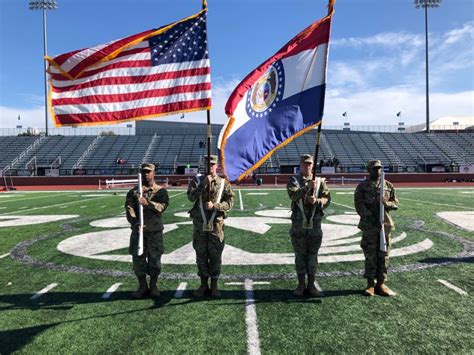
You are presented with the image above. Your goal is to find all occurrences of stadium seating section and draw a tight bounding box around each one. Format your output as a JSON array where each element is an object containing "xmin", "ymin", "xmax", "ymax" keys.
[{"xmin": 1, "ymin": 129, "xmax": 473, "ymax": 175}]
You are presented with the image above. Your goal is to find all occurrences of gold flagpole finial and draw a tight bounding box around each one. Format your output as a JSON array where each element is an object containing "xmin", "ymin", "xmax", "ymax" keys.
[
  {"xmin": 327, "ymin": 0, "xmax": 336, "ymax": 15},
  {"xmin": 202, "ymin": 0, "xmax": 207, "ymax": 10}
]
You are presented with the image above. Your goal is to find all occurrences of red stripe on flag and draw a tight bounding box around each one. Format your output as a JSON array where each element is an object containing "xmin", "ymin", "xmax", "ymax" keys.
[
  {"xmin": 66, "ymin": 28, "xmax": 156, "ymax": 78},
  {"xmin": 54, "ymin": 98, "xmax": 212, "ymax": 126},
  {"xmin": 52, "ymin": 83, "xmax": 211, "ymax": 105},
  {"xmin": 50, "ymin": 47, "xmax": 150, "ymax": 80},
  {"xmin": 53, "ymin": 49, "xmax": 82, "ymax": 66},
  {"xmin": 50, "ymin": 60, "xmax": 153, "ymax": 81},
  {"xmin": 52, "ymin": 67, "xmax": 210, "ymax": 92}
]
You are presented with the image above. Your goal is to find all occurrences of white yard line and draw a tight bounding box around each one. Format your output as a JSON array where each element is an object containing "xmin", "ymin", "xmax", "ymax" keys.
[
  {"xmin": 174, "ymin": 282, "xmax": 187, "ymax": 298},
  {"xmin": 101, "ymin": 283, "xmax": 122, "ymax": 299},
  {"xmin": 169, "ymin": 191, "xmax": 187, "ymax": 198},
  {"xmin": 400, "ymin": 197, "xmax": 471, "ymax": 210},
  {"xmin": 31, "ymin": 283, "xmax": 58, "ymax": 300},
  {"xmin": 437, "ymin": 279, "xmax": 468, "ymax": 296},
  {"xmin": 245, "ymin": 279, "xmax": 261, "ymax": 355},
  {"xmin": 225, "ymin": 282, "xmax": 270, "ymax": 286},
  {"xmin": 330, "ymin": 201, "xmax": 355, "ymax": 210},
  {"xmin": 0, "ymin": 193, "xmax": 71, "ymax": 204},
  {"xmin": 0, "ymin": 196, "xmax": 110, "ymax": 216},
  {"xmin": 0, "ymin": 253, "xmax": 10, "ymax": 259},
  {"xmin": 239, "ymin": 190, "xmax": 244, "ymax": 211}
]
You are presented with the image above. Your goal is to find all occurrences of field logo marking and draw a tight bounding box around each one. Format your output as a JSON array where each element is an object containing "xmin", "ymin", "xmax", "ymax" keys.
[
  {"xmin": 0, "ymin": 215, "xmax": 79, "ymax": 227},
  {"xmin": 57, "ymin": 208, "xmax": 433, "ymax": 265},
  {"xmin": 436, "ymin": 211, "xmax": 474, "ymax": 232}
]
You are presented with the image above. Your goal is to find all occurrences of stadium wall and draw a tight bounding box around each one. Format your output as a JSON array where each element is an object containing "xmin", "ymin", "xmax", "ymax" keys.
[{"xmin": 1, "ymin": 173, "xmax": 474, "ymax": 190}]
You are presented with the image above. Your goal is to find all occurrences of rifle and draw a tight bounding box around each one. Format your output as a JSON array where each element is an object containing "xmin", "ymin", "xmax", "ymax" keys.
[
  {"xmin": 137, "ymin": 172, "xmax": 144, "ymax": 256},
  {"xmin": 379, "ymin": 171, "xmax": 387, "ymax": 252}
]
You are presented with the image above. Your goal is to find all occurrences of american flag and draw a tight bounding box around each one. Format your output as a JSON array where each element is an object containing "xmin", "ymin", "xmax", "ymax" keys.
[{"xmin": 47, "ymin": 9, "xmax": 211, "ymax": 127}]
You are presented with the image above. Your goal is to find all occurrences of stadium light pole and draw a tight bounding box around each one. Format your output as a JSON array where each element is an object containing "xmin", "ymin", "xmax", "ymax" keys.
[
  {"xmin": 29, "ymin": 0, "xmax": 57, "ymax": 137},
  {"xmin": 414, "ymin": 0, "xmax": 441, "ymax": 133}
]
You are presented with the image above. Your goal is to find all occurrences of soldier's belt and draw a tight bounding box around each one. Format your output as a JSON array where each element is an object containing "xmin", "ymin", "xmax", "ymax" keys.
[{"xmin": 203, "ymin": 222, "xmax": 213, "ymax": 232}]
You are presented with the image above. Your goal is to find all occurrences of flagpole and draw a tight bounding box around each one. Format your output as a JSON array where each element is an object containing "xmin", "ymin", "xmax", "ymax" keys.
[
  {"xmin": 311, "ymin": 0, "xmax": 335, "ymax": 181},
  {"xmin": 202, "ymin": 0, "xmax": 212, "ymax": 200}
]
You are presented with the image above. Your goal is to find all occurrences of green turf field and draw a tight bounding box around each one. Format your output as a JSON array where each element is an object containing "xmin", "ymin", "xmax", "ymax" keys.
[{"xmin": 0, "ymin": 187, "xmax": 472, "ymax": 353}]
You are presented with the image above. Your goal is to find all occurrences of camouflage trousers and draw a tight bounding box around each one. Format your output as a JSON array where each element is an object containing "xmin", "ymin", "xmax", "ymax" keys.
[
  {"xmin": 193, "ymin": 220, "xmax": 225, "ymax": 279},
  {"xmin": 360, "ymin": 227, "xmax": 392, "ymax": 283},
  {"xmin": 290, "ymin": 220, "xmax": 323, "ymax": 275},
  {"xmin": 128, "ymin": 230, "xmax": 164, "ymax": 278}
]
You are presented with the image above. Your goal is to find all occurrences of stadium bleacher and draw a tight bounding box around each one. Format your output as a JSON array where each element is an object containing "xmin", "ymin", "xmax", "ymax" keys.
[{"xmin": 1, "ymin": 123, "xmax": 473, "ymax": 176}]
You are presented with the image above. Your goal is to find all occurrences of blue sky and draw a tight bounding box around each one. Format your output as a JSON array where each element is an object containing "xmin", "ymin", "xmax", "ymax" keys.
[{"xmin": 0, "ymin": 0, "xmax": 473, "ymax": 130}]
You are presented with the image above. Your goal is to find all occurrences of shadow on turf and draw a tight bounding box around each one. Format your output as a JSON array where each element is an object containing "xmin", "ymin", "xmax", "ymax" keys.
[
  {"xmin": 420, "ymin": 256, "xmax": 474, "ymax": 264},
  {"xmin": 0, "ymin": 288, "xmax": 362, "ymax": 353},
  {"xmin": 0, "ymin": 287, "xmax": 362, "ymax": 311},
  {"xmin": 167, "ymin": 288, "xmax": 362, "ymax": 306},
  {"xmin": 0, "ymin": 291, "xmax": 174, "ymax": 353},
  {"xmin": 0, "ymin": 291, "xmax": 174, "ymax": 311}
]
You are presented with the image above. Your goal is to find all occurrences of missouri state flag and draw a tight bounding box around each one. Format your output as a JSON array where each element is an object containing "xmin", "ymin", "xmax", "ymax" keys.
[
  {"xmin": 218, "ymin": 1, "xmax": 334, "ymax": 182},
  {"xmin": 46, "ymin": 7, "xmax": 211, "ymax": 127}
]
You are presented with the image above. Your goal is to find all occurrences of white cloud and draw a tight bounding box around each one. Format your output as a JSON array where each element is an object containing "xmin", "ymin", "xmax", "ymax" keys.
[
  {"xmin": 172, "ymin": 78, "xmax": 239, "ymax": 125},
  {"xmin": 443, "ymin": 22, "xmax": 474, "ymax": 45},
  {"xmin": 330, "ymin": 22, "xmax": 473, "ymax": 90},
  {"xmin": 0, "ymin": 80, "xmax": 239, "ymax": 132},
  {"xmin": 332, "ymin": 32, "xmax": 423, "ymax": 49},
  {"xmin": 0, "ymin": 105, "xmax": 45, "ymax": 131},
  {"xmin": 324, "ymin": 87, "xmax": 474, "ymax": 127}
]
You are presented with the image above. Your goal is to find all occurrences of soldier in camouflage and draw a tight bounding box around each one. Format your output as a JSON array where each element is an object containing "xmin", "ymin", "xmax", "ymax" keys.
[
  {"xmin": 354, "ymin": 160, "xmax": 399, "ymax": 297},
  {"xmin": 187, "ymin": 155, "xmax": 234, "ymax": 298},
  {"xmin": 287, "ymin": 154, "xmax": 331, "ymax": 297},
  {"xmin": 125, "ymin": 163, "xmax": 169, "ymax": 299}
]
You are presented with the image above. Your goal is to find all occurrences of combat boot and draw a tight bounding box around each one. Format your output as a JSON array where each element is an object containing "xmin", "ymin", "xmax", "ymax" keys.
[
  {"xmin": 210, "ymin": 278, "xmax": 221, "ymax": 298},
  {"xmin": 131, "ymin": 276, "xmax": 149, "ymax": 299},
  {"xmin": 363, "ymin": 279, "xmax": 375, "ymax": 297},
  {"xmin": 375, "ymin": 280, "xmax": 396, "ymax": 297},
  {"xmin": 149, "ymin": 275, "xmax": 160, "ymax": 298},
  {"xmin": 307, "ymin": 274, "xmax": 320, "ymax": 297},
  {"xmin": 193, "ymin": 277, "xmax": 210, "ymax": 297},
  {"xmin": 293, "ymin": 274, "xmax": 306, "ymax": 297}
]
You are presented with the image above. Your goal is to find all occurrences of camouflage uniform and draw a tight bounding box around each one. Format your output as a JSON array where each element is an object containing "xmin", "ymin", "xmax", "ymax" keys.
[
  {"xmin": 187, "ymin": 172, "xmax": 234, "ymax": 279},
  {"xmin": 125, "ymin": 179, "xmax": 169, "ymax": 278},
  {"xmin": 287, "ymin": 164, "xmax": 331, "ymax": 276},
  {"xmin": 354, "ymin": 161, "xmax": 398, "ymax": 286}
]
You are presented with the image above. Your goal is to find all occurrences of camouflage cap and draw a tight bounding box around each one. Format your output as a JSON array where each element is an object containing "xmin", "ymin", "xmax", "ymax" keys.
[
  {"xmin": 140, "ymin": 163, "xmax": 155, "ymax": 171},
  {"xmin": 205, "ymin": 155, "xmax": 218, "ymax": 164},
  {"xmin": 367, "ymin": 160, "xmax": 383, "ymax": 170},
  {"xmin": 300, "ymin": 154, "xmax": 314, "ymax": 164}
]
